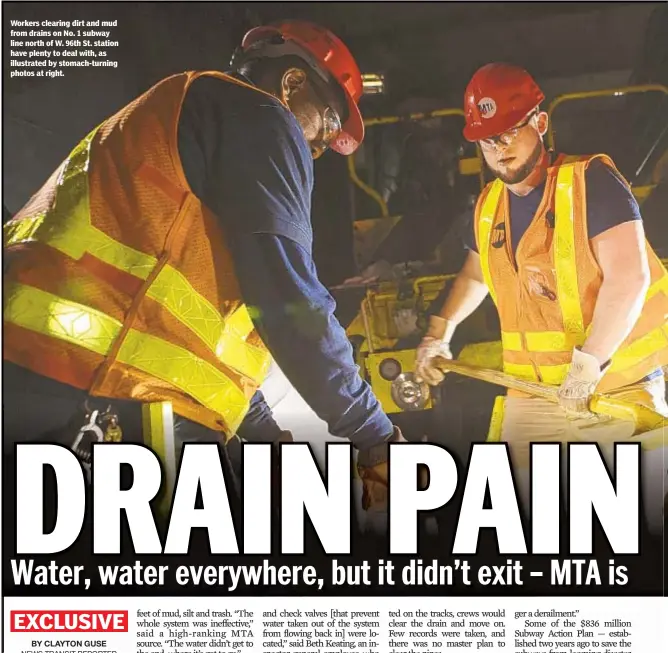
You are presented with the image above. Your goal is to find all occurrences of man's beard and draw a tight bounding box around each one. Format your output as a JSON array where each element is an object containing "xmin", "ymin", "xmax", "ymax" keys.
[{"xmin": 489, "ymin": 141, "xmax": 543, "ymax": 185}]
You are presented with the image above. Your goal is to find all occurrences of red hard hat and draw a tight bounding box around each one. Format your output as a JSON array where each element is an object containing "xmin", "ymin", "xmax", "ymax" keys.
[
  {"xmin": 462, "ymin": 63, "xmax": 545, "ymax": 142},
  {"xmin": 241, "ymin": 20, "xmax": 365, "ymax": 155}
]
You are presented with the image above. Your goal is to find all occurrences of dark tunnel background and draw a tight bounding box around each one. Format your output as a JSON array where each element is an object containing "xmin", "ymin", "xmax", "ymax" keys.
[
  {"xmin": 3, "ymin": 2, "xmax": 668, "ymax": 597},
  {"xmin": 3, "ymin": 1, "xmax": 668, "ymax": 287}
]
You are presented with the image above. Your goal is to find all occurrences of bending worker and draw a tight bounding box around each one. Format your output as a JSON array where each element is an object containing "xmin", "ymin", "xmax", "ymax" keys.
[
  {"xmin": 3, "ymin": 20, "xmax": 400, "ymax": 509},
  {"xmin": 415, "ymin": 63, "xmax": 668, "ymax": 505}
]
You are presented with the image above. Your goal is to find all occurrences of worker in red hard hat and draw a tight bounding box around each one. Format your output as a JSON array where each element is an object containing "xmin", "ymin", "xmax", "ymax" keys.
[
  {"xmin": 416, "ymin": 62, "xmax": 668, "ymax": 513},
  {"xmin": 3, "ymin": 20, "xmax": 402, "ymax": 513}
]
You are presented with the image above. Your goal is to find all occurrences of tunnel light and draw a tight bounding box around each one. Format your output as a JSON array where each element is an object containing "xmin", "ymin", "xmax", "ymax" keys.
[{"xmin": 362, "ymin": 73, "xmax": 385, "ymax": 95}]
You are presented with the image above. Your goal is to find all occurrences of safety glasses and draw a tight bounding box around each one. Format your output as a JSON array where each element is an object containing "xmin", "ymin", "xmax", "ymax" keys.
[
  {"xmin": 479, "ymin": 109, "xmax": 539, "ymax": 149},
  {"xmin": 309, "ymin": 82, "xmax": 343, "ymax": 156}
]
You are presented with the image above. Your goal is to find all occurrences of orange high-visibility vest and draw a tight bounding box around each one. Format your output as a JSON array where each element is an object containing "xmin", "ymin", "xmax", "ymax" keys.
[
  {"xmin": 474, "ymin": 153, "xmax": 668, "ymax": 393},
  {"xmin": 3, "ymin": 71, "xmax": 279, "ymax": 438}
]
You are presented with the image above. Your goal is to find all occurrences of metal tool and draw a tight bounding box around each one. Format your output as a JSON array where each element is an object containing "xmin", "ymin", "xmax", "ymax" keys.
[
  {"xmin": 390, "ymin": 372, "xmax": 430, "ymax": 411},
  {"xmin": 70, "ymin": 403, "xmax": 124, "ymax": 482},
  {"xmin": 71, "ymin": 410, "xmax": 105, "ymax": 482}
]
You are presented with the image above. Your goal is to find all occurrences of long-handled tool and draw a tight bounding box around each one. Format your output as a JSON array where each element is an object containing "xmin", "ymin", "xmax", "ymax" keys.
[{"xmin": 431, "ymin": 355, "xmax": 667, "ymax": 434}]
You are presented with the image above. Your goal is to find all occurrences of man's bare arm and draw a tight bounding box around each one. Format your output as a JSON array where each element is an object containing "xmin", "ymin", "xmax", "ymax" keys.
[
  {"xmin": 580, "ymin": 220, "xmax": 651, "ymax": 365},
  {"xmin": 427, "ymin": 249, "xmax": 490, "ymax": 339}
]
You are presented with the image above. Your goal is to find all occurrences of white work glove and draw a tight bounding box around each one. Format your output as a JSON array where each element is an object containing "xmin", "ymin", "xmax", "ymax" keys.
[
  {"xmin": 415, "ymin": 337, "xmax": 453, "ymax": 386},
  {"xmin": 414, "ymin": 316, "xmax": 457, "ymax": 386},
  {"xmin": 557, "ymin": 348, "xmax": 608, "ymax": 418}
]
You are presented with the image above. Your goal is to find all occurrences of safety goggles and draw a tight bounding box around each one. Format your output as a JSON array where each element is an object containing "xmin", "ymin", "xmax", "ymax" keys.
[
  {"xmin": 319, "ymin": 106, "xmax": 342, "ymax": 145},
  {"xmin": 479, "ymin": 109, "xmax": 539, "ymax": 149},
  {"xmin": 309, "ymin": 82, "xmax": 343, "ymax": 157}
]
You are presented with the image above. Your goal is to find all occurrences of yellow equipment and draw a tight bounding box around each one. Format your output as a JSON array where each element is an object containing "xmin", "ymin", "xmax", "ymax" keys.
[
  {"xmin": 345, "ymin": 277, "xmax": 445, "ymax": 413},
  {"xmin": 546, "ymin": 84, "xmax": 668, "ymax": 208},
  {"xmin": 345, "ymin": 84, "xmax": 668, "ymax": 421},
  {"xmin": 345, "ymin": 273, "xmax": 501, "ymax": 414}
]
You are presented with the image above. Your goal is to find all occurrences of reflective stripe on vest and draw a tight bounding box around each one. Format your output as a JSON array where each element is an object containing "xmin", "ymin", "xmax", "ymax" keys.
[
  {"xmin": 608, "ymin": 323, "xmax": 668, "ymax": 373},
  {"xmin": 477, "ymin": 179, "xmax": 503, "ymax": 306},
  {"xmin": 477, "ymin": 165, "xmax": 668, "ymax": 385},
  {"xmin": 501, "ymin": 330, "xmax": 586, "ymax": 352},
  {"xmin": 553, "ymin": 164, "xmax": 584, "ymax": 337},
  {"xmin": 503, "ymin": 362, "xmax": 571, "ymax": 385},
  {"xmin": 501, "ymin": 276, "xmax": 668, "ymax": 354},
  {"xmin": 3, "ymin": 127, "xmax": 270, "ymax": 387},
  {"xmin": 5, "ymin": 282, "xmax": 250, "ymax": 432},
  {"xmin": 477, "ymin": 166, "xmax": 586, "ymax": 382}
]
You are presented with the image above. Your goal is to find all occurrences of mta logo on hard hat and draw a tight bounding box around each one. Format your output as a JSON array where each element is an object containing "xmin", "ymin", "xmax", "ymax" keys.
[{"xmin": 478, "ymin": 97, "xmax": 497, "ymax": 119}]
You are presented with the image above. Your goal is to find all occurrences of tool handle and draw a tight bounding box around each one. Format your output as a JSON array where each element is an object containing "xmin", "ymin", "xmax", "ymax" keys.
[
  {"xmin": 589, "ymin": 395, "xmax": 666, "ymax": 431},
  {"xmin": 432, "ymin": 355, "xmax": 667, "ymax": 432},
  {"xmin": 432, "ymin": 356, "xmax": 558, "ymax": 400}
]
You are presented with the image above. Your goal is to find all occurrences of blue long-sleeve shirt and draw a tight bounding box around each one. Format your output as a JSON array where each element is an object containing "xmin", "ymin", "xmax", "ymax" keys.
[{"xmin": 177, "ymin": 73, "xmax": 393, "ymax": 449}]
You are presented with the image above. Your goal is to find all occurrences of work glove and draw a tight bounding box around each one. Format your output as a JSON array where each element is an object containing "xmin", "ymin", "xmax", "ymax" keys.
[
  {"xmin": 414, "ymin": 316, "xmax": 457, "ymax": 386},
  {"xmin": 274, "ymin": 430, "xmax": 293, "ymax": 447},
  {"xmin": 356, "ymin": 427, "xmax": 405, "ymax": 511},
  {"xmin": 557, "ymin": 348, "xmax": 609, "ymax": 419},
  {"xmin": 357, "ymin": 427, "xmax": 428, "ymax": 511},
  {"xmin": 415, "ymin": 337, "xmax": 453, "ymax": 385}
]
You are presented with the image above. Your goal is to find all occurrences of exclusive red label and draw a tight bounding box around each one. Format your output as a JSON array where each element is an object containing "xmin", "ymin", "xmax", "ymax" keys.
[{"xmin": 10, "ymin": 610, "xmax": 128, "ymax": 632}]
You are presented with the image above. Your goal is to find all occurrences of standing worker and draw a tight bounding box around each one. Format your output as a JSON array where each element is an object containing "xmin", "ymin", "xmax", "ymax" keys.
[
  {"xmin": 3, "ymin": 20, "xmax": 400, "ymax": 511},
  {"xmin": 415, "ymin": 63, "xmax": 668, "ymax": 506}
]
